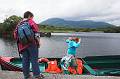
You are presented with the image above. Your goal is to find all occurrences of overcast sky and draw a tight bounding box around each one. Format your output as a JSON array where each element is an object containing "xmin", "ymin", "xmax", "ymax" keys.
[{"xmin": 0, "ymin": 0, "xmax": 120, "ymax": 26}]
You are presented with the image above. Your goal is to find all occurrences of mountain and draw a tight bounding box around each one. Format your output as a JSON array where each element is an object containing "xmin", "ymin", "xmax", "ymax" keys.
[{"xmin": 40, "ymin": 18, "xmax": 115, "ymax": 28}]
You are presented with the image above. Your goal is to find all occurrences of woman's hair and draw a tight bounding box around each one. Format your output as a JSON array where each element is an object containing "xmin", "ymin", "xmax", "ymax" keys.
[
  {"xmin": 71, "ymin": 37, "xmax": 79, "ymax": 43},
  {"xmin": 74, "ymin": 37, "xmax": 79, "ymax": 43},
  {"xmin": 24, "ymin": 11, "xmax": 34, "ymax": 18}
]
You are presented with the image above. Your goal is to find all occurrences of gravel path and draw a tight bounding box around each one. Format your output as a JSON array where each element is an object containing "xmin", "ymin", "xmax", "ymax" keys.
[{"xmin": 0, "ymin": 71, "xmax": 120, "ymax": 79}]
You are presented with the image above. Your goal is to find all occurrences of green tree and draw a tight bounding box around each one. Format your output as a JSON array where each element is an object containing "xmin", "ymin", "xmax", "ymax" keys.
[
  {"xmin": 1, "ymin": 15, "xmax": 22, "ymax": 38},
  {"xmin": 3, "ymin": 15, "xmax": 22, "ymax": 31}
]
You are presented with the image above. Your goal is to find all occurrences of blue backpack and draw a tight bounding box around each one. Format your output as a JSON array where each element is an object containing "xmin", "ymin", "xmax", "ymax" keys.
[{"xmin": 17, "ymin": 21, "xmax": 35, "ymax": 45}]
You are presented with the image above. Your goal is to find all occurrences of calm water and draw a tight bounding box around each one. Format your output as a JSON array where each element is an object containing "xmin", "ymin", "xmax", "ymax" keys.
[{"xmin": 0, "ymin": 32, "xmax": 120, "ymax": 58}]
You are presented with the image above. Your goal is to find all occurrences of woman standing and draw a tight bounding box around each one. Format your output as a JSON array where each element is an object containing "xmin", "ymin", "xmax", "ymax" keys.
[{"xmin": 14, "ymin": 11, "xmax": 44, "ymax": 79}]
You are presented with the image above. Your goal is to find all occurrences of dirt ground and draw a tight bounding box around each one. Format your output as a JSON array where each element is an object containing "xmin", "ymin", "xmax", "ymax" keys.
[{"xmin": 0, "ymin": 71, "xmax": 120, "ymax": 79}]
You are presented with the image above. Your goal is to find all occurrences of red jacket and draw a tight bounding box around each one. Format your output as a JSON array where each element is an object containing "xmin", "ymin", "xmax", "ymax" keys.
[{"xmin": 13, "ymin": 18, "xmax": 39, "ymax": 53}]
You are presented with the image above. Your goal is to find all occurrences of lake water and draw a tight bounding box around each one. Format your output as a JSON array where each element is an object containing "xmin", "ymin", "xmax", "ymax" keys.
[{"xmin": 0, "ymin": 32, "xmax": 120, "ymax": 58}]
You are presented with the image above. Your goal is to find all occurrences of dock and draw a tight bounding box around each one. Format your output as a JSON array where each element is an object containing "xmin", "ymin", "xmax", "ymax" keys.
[{"xmin": 0, "ymin": 71, "xmax": 120, "ymax": 79}]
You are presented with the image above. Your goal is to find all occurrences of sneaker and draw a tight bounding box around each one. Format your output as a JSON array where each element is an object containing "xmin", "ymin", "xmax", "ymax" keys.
[
  {"xmin": 24, "ymin": 74, "xmax": 33, "ymax": 79},
  {"xmin": 27, "ymin": 74, "xmax": 33, "ymax": 79},
  {"xmin": 35, "ymin": 74, "xmax": 44, "ymax": 79}
]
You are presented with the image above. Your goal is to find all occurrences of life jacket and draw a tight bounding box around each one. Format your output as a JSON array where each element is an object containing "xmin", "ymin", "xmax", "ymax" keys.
[
  {"xmin": 45, "ymin": 60, "xmax": 61, "ymax": 73},
  {"xmin": 69, "ymin": 59, "xmax": 83, "ymax": 74},
  {"xmin": 61, "ymin": 56, "xmax": 83, "ymax": 74},
  {"xmin": 76, "ymin": 59, "xmax": 83, "ymax": 74},
  {"xmin": 38, "ymin": 58, "xmax": 49, "ymax": 63},
  {"xmin": 68, "ymin": 66, "xmax": 77, "ymax": 74}
]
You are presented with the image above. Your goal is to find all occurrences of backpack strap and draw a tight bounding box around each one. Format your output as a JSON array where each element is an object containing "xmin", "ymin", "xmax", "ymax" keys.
[{"xmin": 16, "ymin": 40, "xmax": 22, "ymax": 59}]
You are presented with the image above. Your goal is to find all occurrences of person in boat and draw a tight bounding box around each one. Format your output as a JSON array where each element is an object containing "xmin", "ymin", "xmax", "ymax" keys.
[
  {"xmin": 13, "ymin": 11, "xmax": 44, "ymax": 79},
  {"xmin": 66, "ymin": 37, "xmax": 81, "ymax": 56},
  {"xmin": 61, "ymin": 37, "xmax": 81, "ymax": 74}
]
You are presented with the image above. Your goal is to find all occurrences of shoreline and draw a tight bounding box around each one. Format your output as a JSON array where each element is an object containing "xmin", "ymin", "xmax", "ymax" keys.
[{"xmin": 0, "ymin": 71, "xmax": 120, "ymax": 79}]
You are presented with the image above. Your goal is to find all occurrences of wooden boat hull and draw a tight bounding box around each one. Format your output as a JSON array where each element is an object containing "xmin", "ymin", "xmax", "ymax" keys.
[
  {"xmin": 0, "ymin": 57, "xmax": 61, "ymax": 72},
  {"xmin": 0, "ymin": 57, "xmax": 22, "ymax": 71},
  {"xmin": 0, "ymin": 55, "xmax": 120, "ymax": 76},
  {"xmin": 82, "ymin": 55, "xmax": 120, "ymax": 76}
]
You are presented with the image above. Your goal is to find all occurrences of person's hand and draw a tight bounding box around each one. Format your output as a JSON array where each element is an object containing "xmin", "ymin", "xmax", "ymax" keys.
[
  {"xmin": 36, "ymin": 37, "xmax": 41, "ymax": 48},
  {"xmin": 78, "ymin": 38, "xmax": 81, "ymax": 43},
  {"xmin": 38, "ymin": 42, "xmax": 41, "ymax": 48},
  {"xmin": 37, "ymin": 42, "xmax": 40, "ymax": 48},
  {"xmin": 68, "ymin": 37, "xmax": 72, "ymax": 40}
]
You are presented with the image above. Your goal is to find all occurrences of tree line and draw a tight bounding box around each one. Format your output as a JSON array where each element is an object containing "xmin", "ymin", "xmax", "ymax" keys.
[
  {"xmin": 0, "ymin": 15, "xmax": 22, "ymax": 39},
  {"xmin": 0, "ymin": 15, "xmax": 120, "ymax": 39}
]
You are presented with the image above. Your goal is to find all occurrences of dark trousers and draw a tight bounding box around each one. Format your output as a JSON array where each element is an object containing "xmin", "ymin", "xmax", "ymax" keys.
[{"xmin": 22, "ymin": 44, "xmax": 40, "ymax": 79}]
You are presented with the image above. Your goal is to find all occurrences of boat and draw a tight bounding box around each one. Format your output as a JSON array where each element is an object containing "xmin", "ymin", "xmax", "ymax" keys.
[
  {"xmin": 0, "ymin": 55, "xmax": 120, "ymax": 76},
  {"xmin": 83, "ymin": 55, "xmax": 120, "ymax": 76},
  {"xmin": 39, "ymin": 32, "xmax": 51, "ymax": 37}
]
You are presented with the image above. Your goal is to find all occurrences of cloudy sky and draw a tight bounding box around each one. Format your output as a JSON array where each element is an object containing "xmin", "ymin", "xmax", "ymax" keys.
[{"xmin": 0, "ymin": 0, "xmax": 120, "ymax": 26}]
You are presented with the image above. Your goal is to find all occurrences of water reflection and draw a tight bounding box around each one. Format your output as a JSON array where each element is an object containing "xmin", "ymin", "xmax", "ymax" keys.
[{"xmin": 0, "ymin": 33, "xmax": 120, "ymax": 58}]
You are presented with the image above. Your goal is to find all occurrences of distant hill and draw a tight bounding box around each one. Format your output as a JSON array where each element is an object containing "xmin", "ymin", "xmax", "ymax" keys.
[{"xmin": 40, "ymin": 18, "xmax": 115, "ymax": 28}]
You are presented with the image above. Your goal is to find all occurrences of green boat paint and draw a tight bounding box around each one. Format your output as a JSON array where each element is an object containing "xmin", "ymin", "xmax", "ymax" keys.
[{"xmin": 1, "ymin": 55, "xmax": 120, "ymax": 76}]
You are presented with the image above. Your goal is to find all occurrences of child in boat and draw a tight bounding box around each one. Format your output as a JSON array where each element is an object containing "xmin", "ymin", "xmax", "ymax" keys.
[
  {"xmin": 66, "ymin": 37, "xmax": 81, "ymax": 56},
  {"xmin": 66, "ymin": 37, "xmax": 81, "ymax": 67},
  {"xmin": 61, "ymin": 37, "xmax": 81, "ymax": 74}
]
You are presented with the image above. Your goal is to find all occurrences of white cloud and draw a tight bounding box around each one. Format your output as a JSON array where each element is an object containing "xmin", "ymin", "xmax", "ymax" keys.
[{"xmin": 0, "ymin": 0, "xmax": 120, "ymax": 26}]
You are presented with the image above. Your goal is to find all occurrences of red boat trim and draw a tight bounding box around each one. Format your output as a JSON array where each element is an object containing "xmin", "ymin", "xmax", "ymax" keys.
[{"xmin": 0, "ymin": 56, "xmax": 22, "ymax": 71}]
